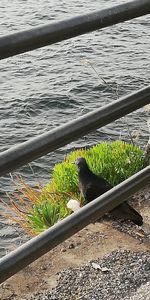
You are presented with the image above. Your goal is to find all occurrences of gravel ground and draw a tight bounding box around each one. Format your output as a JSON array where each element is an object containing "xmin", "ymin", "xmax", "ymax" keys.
[
  {"xmin": 125, "ymin": 282, "xmax": 150, "ymax": 300},
  {"xmin": 30, "ymin": 250, "xmax": 150, "ymax": 300},
  {"xmin": 103, "ymin": 217, "xmax": 150, "ymax": 243}
]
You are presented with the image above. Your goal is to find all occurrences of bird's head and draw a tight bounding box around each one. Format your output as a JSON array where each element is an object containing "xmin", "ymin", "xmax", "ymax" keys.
[{"xmin": 74, "ymin": 157, "xmax": 88, "ymax": 170}]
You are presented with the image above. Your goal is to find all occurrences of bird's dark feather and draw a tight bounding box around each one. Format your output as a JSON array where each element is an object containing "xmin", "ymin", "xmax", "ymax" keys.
[{"xmin": 75, "ymin": 157, "xmax": 143, "ymax": 226}]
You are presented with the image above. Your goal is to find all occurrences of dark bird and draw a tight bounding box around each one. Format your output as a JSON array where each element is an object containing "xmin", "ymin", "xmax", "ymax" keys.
[{"xmin": 74, "ymin": 157, "xmax": 143, "ymax": 226}]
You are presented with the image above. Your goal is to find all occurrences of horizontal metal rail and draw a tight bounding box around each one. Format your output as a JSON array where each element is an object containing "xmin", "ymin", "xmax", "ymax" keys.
[
  {"xmin": 0, "ymin": 0, "xmax": 150, "ymax": 59},
  {"xmin": 0, "ymin": 165, "xmax": 149, "ymax": 284},
  {"xmin": 0, "ymin": 85, "xmax": 150, "ymax": 177}
]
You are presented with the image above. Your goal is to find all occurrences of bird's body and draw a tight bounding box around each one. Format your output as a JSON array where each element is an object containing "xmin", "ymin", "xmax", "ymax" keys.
[{"xmin": 75, "ymin": 157, "xmax": 143, "ymax": 226}]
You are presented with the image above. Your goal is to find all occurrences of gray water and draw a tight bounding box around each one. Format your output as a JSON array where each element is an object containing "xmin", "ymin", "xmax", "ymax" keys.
[{"xmin": 0, "ymin": 0, "xmax": 150, "ymax": 257}]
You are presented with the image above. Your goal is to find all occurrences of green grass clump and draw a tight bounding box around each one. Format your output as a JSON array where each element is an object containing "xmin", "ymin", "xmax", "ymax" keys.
[
  {"xmin": 51, "ymin": 148, "xmax": 87, "ymax": 193},
  {"xmin": 1, "ymin": 140, "xmax": 146, "ymax": 235},
  {"xmin": 87, "ymin": 141, "xmax": 146, "ymax": 186},
  {"xmin": 27, "ymin": 200, "xmax": 69, "ymax": 234},
  {"xmin": 51, "ymin": 140, "xmax": 146, "ymax": 192},
  {"xmin": 52, "ymin": 162, "xmax": 78, "ymax": 193}
]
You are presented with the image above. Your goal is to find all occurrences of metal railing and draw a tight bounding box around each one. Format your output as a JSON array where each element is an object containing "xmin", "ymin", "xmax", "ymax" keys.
[
  {"xmin": 0, "ymin": 0, "xmax": 150, "ymax": 59},
  {"xmin": 0, "ymin": 85, "xmax": 150, "ymax": 177},
  {"xmin": 0, "ymin": 0, "xmax": 150, "ymax": 284}
]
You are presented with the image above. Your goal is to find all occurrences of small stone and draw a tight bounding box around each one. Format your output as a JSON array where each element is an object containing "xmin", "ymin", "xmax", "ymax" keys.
[
  {"xmin": 101, "ymin": 267, "xmax": 111, "ymax": 273},
  {"xmin": 61, "ymin": 248, "xmax": 67, "ymax": 252},
  {"xmin": 68, "ymin": 243, "xmax": 75, "ymax": 249},
  {"xmin": 41, "ymin": 265, "xmax": 47, "ymax": 270},
  {"xmin": 91, "ymin": 262, "xmax": 101, "ymax": 270}
]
